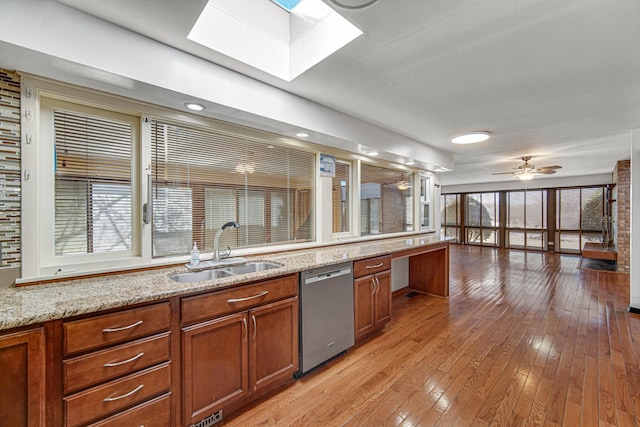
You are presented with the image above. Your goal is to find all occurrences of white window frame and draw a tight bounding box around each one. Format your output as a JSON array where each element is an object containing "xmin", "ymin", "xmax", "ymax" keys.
[
  {"xmin": 418, "ymin": 172, "xmax": 434, "ymax": 231},
  {"xmin": 21, "ymin": 78, "xmax": 144, "ymax": 280}
]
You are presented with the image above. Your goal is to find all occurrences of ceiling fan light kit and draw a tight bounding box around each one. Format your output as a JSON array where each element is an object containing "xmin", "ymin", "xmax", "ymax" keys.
[{"xmin": 450, "ymin": 131, "xmax": 491, "ymax": 144}]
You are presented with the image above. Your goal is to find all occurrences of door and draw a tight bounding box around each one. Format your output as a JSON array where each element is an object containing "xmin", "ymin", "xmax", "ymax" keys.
[
  {"xmin": 354, "ymin": 275, "xmax": 376, "ymax": 340},
  {"xmin": 250, "ymin": 297, "xmax": 298, "ymax": 393},
  {"xmin": 0, "ymin": 328, "xmax": 45, "ymax": 427},
  {"xmin": 374, "ymin": 271, "xmax": 392, "ymax": 327},
  {"xmin": 182, "ymin": 312, "xmax": 248, "ymax": 425}
]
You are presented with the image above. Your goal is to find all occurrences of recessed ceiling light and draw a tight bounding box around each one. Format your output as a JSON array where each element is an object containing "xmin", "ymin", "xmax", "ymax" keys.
[
  {"xmin": 367, "ymin": 151, "xmax": 379, "ymax": 156},
  {"xmin": 184, "ymin": 102, "xmax": 205, "ymax": 111},
  {"xmin": 405, "ymin": 160, "xmax": 415, "ymax": 166},
  {"xmin": 296, "ymin": 132, "xmax": 309, "ymax": 138},
  {"xmin": 451, "ymin": 131, "xmax": 490, "ymax": 144}
]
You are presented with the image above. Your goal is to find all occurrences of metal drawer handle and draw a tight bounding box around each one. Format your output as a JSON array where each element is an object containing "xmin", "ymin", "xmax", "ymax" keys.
[
  {"xmin": 103, "ymin": 352, "xmax": 145, "ymax": 367},
  {"xmin": 102, "ymin": 320, "xmax": 143, "ymax": 333},
  {"xmin": 227, "ymin": 290, "xmax": 269, "ymax": 303},
  {"xmin": 252, "ymin": 315, "xmax": 257, "ymax": 340},
  {"xmin": 365, "ymin": 262, "xmax": 384, "ymax": 269},
  {"xmin": 103, "ymin": 384, "xmax": 144, "ymax": 402}
]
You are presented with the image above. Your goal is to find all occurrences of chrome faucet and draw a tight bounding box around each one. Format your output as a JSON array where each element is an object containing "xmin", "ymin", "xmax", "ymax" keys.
[{"xmin": 213, "ymin": 221, "xmax": 240, "ymax": 262}]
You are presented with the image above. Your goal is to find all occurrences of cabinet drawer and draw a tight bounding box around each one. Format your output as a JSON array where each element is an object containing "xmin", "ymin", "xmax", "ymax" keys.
[
  {"xmin": 87, "ymin": 393, "xmax": 170, "ymax": 427},
  {"xmin": 64, "ymin": 332, "xmax": 171, "ymax": 394},
  {"xmin": 182, "ymin": 275, "xmax": 297, "ymax": 325},
  {"xmin": 64, "ymin": 302, "xmax": 171, "ymax": 355},
  {"xmin": 64, "ymin": 362, "xmax": 171, "ymax": 427},
  {"xmin": 354, "ymin": 255, "xmax": 391, "ymax": 278}
]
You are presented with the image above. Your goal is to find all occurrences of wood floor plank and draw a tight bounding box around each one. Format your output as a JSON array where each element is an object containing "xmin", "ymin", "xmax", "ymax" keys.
[{"xmin": 221, "ymin": 245, "xmax": 638, "ymax": 427}]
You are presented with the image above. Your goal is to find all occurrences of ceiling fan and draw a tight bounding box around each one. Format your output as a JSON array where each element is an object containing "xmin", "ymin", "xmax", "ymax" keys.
[{"xmin": 492, "ymin": 156, "xmax": 562, "ymax": 181}]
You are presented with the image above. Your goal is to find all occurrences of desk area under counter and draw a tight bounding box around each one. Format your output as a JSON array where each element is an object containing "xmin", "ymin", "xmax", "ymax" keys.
[{"xmin": 0, "ymin": 234, "xmax": 450, "ymax": 427}]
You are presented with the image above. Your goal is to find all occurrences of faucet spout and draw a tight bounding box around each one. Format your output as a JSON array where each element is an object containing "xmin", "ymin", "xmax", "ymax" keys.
[{"xmin": 213, "ymin": 221, "xmax": 240, "ymax": 262}]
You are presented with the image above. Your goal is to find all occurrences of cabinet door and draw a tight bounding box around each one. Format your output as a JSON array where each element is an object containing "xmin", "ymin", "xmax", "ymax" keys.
[
  {"xmin": 0, "ymin": 328, "xmax": 45, "ymax": 427},
  {"xmin": 250, "ymin": 297, "xmax": 298, "ymax": 393},
  {"xmin": 182, "ymin": 312, "xmax": 248, "ymax": 426},
  {"xmin": 354, "ymin": 275, "xmax": 376, "ymax": 341},
  {"xmin": 374, "ymin": 271, "xmax": 392, "ymax": 327}
]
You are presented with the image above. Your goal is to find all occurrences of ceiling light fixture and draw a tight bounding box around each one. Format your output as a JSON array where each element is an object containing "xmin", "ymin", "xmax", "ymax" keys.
[
  {"xmin": 405, "ymin": 160, "xmax": 415, "ymax": 166},
  {"xmin": 328, "ymin": 0, "xmax": 378, "ymax": 9},
  {"xmin": 367, "ymin": 151, "xmax": 379, "ymax": 156},
  {"xmin": 516, "ymin": 170, "xmax": 536, "ymax": 181},
  {"xmin": 451, "ymin": 131, "xmax": 490, "ymax": 144},
  {"xmin": 396, "ymin": 180, "xmax": 412, "ymax": 191},
  {"xmin": 296, "ymin": 132, "xmax": 309, "ymax": 138},
  {"xmin": 184, "ymin": 102, "xmax": 205, "ymax": 111}
]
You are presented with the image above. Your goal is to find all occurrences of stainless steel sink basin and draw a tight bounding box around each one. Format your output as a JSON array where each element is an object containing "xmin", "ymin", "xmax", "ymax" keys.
[
  {"xmin": 227, "ymin": 261, "xmax": 282, "ymax": 275},
  {"xmin": 170, "ymin": 268, "xmax": 234, "ymax": 283},
  {"xmin": 170, "ymin": 261, "xmax": 282, "ymax": 283}
]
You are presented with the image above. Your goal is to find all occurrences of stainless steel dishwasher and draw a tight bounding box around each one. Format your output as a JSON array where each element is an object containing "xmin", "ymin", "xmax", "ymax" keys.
[{"xmin": 298, "ymin": 261, "xmax": 354, "ymax": 376}]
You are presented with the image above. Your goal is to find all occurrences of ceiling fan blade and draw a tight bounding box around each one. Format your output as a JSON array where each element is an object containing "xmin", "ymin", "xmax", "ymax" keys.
[
  {"xmin": 492, "ymin": 172, "xmax": 516, "ymax": 175},
  {"xmin": 536, "ymin": 169, "xmax": 557, "ymax": 175},
  {"xmin": 536, "ymin": 165, "xmax": 562, "ymax": 171}
]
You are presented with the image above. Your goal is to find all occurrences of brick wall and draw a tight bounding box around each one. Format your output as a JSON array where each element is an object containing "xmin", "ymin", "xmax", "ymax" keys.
[
  {"xmin": 0, "ymin": 70, "xmax": 21, "ymax": 267},
  {"xmin": 614, "ymin": 160, "xmax": 630, "ymax": 272}
]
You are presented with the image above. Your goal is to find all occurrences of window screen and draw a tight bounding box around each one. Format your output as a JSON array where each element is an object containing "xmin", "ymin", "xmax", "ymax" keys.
[
  {"xmin": 53, "ymin": 108, "xmax": 134, "ymax": 255},
  {"xmin": 150, "ymin": 120, "xmax": 315, "ymax": 257}
]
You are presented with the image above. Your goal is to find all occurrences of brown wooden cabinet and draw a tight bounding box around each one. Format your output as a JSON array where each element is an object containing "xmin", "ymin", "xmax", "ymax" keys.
[
  {"xmin": 353, "ymin": 255, "xmax": 392, "ymax": 344},
  {"xmin": 181, "ymin": 275, "xmax": 298, "ymax": 426},
  {"xmin": 62, "ymin": 301, "xmax": 172, "ymax": 427},
  {"xmin": 0, "ymin": 327, "xmax": 46, "ymax": 427}
]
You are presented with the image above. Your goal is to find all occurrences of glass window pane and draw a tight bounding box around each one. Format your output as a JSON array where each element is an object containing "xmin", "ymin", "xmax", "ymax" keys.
[
  {"xmin": 360, "ymin": 164, "xmax": 413, "ymax": 235},
  {"xmin": 526, "ymin": 231, "xmax": 544, "ymax": 249},
  {"xmin": 581, "ymin": 188, "xmax": 603, "ymax": 232},
  {"xmin": 151, "ymin": 120, "xmax": 315, "ymax": 257},
  {"xmin": 508, "ymin": 191, "xmax": 525, "ymax": 228},
  {"xmin": 53, "ymin": 107, "xmax": 133, "ymax": 256},
  {"xmin": 271, "ymin": 190, "xmax": 292, "ymax": 243},
  {"xmin": 153, "ymin": 187, "xmax": 193, "ymax": 257},
  {"xmin": 559, "ymin": 232, "xmax": 580, "ymax": 252},
  {"xmin": 525, "ymin": 191, "xmax": 545, "ymax": 229},
  {"xmin": 509, "ymin": 230, "xmax": 525, "ymax": 248},
  {"xmin": 332, "ymin": 160, "xmax": 350, "ymax": 233},
  {"xmin": 558, "ymin": 189, "xmax": 580, "ymax": 229},
  {"xmin": 467, "ymin": 194, "xmax": 481, "ymax": 227}
]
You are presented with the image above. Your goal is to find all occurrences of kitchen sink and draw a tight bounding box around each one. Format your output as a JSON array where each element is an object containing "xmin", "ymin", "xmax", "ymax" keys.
[
  {"xmin": 170, "ymin": 268, "xmax": 234, "ymax": 283},
  {"xmin": 170, "ymin": 261, "xmax": 283, "ymax": 283},
  {"xmin": 227, "ymin": 261, "xmax": 282, "ymax": 275}
]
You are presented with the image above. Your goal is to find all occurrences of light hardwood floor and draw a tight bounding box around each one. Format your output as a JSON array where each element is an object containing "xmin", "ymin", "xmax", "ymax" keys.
[{"xmin": 223, "ymin": 244, "xmax": 637, "ymax": 426}]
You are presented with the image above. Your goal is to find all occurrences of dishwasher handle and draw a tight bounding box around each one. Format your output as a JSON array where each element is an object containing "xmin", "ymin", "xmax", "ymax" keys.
[{"xmin": 304, "ymin": 267, "xmax": 352, "ymax": 284}]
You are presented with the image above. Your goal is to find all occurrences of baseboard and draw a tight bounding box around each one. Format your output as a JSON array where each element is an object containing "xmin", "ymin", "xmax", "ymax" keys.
[{"xmin": 628, "ymin": 306, "xmax": 640, "ymax": 315}]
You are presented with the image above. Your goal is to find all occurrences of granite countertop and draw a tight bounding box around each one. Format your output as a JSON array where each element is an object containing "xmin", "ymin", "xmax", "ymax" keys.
[{"xmin": 0, "ymin": 234, "xmax": 449, "ymax": 331}]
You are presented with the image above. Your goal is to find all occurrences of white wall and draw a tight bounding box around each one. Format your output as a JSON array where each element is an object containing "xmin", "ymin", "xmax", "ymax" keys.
[{"xmin": 630, "ymin": 129, "xmax": 640, "ymax": 309}]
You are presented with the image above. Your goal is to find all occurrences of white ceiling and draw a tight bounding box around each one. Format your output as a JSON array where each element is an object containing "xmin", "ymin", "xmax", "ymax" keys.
[{"xmin": 28, "ymin": 0, "xmax": 640, "ymax": 185}]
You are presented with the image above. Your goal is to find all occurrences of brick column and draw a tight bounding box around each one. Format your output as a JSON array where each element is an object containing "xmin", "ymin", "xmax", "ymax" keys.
[{"xmin": 614, "ymin": 160, "xmax": 630, "ymax": 272}]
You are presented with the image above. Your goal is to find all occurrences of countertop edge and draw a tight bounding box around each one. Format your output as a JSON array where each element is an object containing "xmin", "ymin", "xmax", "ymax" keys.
[{"xmin": 0, "ymin": 235, "xmax": 450, "ymax": 331}]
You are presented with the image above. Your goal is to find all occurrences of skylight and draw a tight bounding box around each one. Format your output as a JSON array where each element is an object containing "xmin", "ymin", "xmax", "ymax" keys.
[
  {"xmin": 270, "ymin": 0, "xmax": 303, "ymax": 12},
  {"xmin": 188, "ymin": 0, "xmax": 362, "ymax": 81}
]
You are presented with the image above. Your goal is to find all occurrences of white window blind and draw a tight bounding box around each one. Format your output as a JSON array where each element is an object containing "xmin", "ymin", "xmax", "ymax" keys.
[
  {"xmin": 360, "ymin": 164, "xmax": 413, "ymax": 235},
  {"xmin": 53, "ymin": 108, "xmax": 133, "ymax": 255},
  {"xmin": 150, "ymin": 120, "xmax": 315, "ymax": 258},
  {"xmin": 332, "ymin": 160, "xmax": 350, "ymax": 233}
]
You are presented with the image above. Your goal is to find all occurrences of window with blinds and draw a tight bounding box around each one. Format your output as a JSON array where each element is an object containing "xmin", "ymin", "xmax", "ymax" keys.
[
  {"xmin": 360, "ymin": 164, "xmax": 413, "ymax": 236},
  {"xmin": 53, "ymin": 108, "xmax": 134, "ymax": 256},
  {"xmin": 332, "ymin": 159, "xmax": 350, "ymax": 233},
  {"xmin": 150, "ymin": 120, "xmax": 315, "ymax": 258}
]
